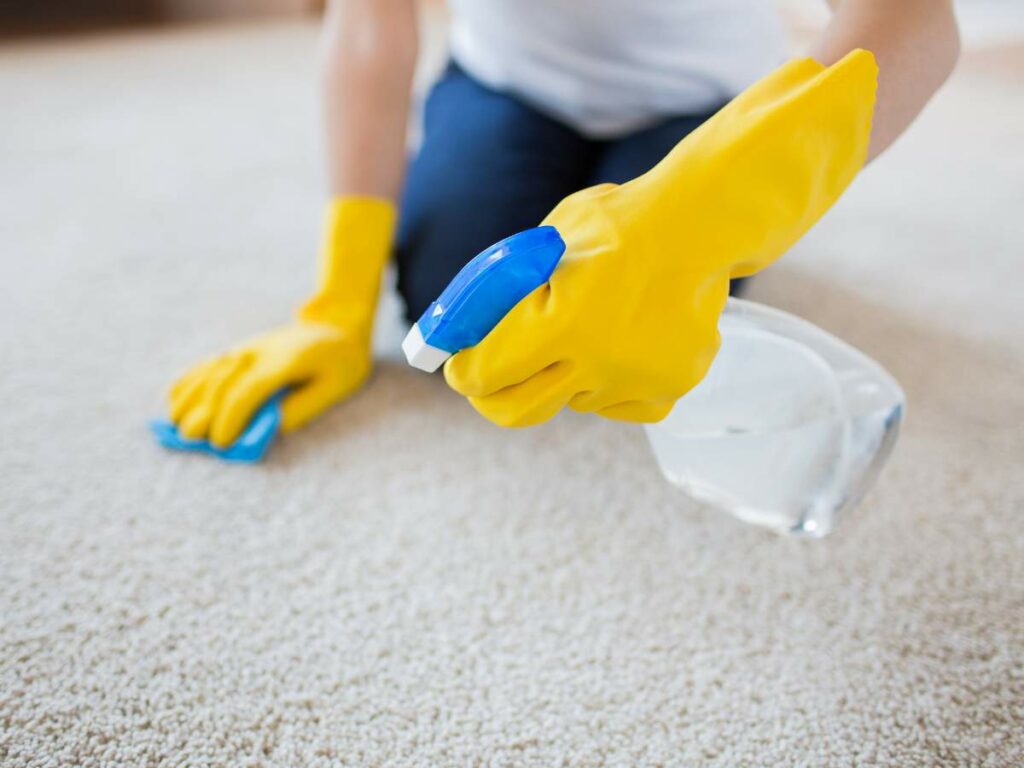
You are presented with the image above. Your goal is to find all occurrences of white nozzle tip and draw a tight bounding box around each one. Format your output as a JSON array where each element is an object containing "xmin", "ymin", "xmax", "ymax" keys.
[{"xmin": 402, "ymin": 323, "xmax": 451, "ymax": 372}]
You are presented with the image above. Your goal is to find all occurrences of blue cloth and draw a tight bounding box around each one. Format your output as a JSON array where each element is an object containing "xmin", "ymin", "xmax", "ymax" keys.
[
  {"xmin": 395, "ymin": 61, "xmax": 741, "ymax": 323},
  {"xmin": 150, "ymin": 392, "xmax": 284, "ymax": 463}
]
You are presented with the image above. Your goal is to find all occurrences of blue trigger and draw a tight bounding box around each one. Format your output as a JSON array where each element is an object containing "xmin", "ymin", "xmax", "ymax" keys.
[{"xmin": 416, "ymin": 226, "xmax": 565, "ymax": 354}]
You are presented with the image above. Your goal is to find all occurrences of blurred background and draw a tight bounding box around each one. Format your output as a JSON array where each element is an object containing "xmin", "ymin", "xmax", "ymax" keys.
[
  {"xmin": 0, "ymin": 0, "xmax": 321, "ymax": 36},
  {"xmin": 3, "ymin": 0, "xmax": 1023, "ymax": 49}
]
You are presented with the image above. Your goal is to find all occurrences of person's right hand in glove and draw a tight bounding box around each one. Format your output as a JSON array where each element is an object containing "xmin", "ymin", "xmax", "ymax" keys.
[
  {"xmin": 444, "ymin": 50, "xmax": 879, "ymax": 428},
  {"xmin": 167, "ymin": 197, "xmax": 395, "ymax": 448}
]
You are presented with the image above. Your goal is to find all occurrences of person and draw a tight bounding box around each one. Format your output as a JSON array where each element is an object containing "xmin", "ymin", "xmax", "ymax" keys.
[{"xmin": 166, "ymin": 0, "xmax": 959, "ymax": 444}]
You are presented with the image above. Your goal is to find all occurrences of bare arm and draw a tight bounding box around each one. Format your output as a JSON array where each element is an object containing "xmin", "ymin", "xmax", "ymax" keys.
[
  {"xmin": 812, "ymin": 0, "xmax": 960, "ymax": 160},
  {"xmin": 321, "ymin": 0, "xmax": 418, "ymax": 199}
]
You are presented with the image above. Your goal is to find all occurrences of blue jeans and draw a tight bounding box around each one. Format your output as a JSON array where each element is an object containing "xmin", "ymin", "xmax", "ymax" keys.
[{"xmin": 395, "ymin": 62, "xmax": 731, "ymax": 322}]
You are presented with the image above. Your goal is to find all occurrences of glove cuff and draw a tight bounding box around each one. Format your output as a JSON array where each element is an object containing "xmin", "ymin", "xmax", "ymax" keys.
[
  {"xmin": 298, "ymin": 196, "xmax": 397, "ymax": 335},
  {"xmin": 625, "ymin": 49, "xmax": 877, "ymax": 277}
]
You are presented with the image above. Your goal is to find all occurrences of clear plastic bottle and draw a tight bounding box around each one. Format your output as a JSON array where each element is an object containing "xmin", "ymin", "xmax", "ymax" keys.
[
  {"xmin": 399, "ymin": 228, "xmax": 905, "ymax": 538},
  {"xmin": 644, "ymin": 298, "xmax": 905, "ymax": 537}
]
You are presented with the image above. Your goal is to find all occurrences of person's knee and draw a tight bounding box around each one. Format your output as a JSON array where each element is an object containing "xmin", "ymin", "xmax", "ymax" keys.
[{"xmin": 394, "ymin": 227, "xmax": 460, "ymax": 322}]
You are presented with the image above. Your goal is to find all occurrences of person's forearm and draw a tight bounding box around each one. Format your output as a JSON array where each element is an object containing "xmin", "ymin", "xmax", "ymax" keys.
[
  {"xmin": 812, "ymin": 0, "xmax": 959, "ymax": 161},
  {"xmin": 321, "ymin": 0, "xmax": 417, "ymax": 200}
]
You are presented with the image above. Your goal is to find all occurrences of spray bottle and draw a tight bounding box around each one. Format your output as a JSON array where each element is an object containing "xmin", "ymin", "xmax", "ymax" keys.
[{"xmin": 402, "ymin": 226, "xmax": 904, "ymax": 537}]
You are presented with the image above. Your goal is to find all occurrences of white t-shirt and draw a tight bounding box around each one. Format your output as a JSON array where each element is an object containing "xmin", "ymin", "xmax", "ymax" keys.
[{"xmin": 447, "ymin": 0, "xmax": 787, "ymax": 138}]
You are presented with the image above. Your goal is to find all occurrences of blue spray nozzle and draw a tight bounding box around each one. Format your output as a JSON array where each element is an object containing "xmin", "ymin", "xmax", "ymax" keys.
[{"xmin": 402, "ymin": 226, "xmax": 566, "ymax": 371}]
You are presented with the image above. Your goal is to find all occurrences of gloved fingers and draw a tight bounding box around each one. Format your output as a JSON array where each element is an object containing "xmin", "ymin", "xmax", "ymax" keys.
[
  {"xmin": 465, "ymin": 361, "xmax": 576, "ymax": 428},
  {"xmin": 567, "ymin": 387, "xmax": 638, "ymax": 415},
  {"xmin": 280, "ymin": 375, "xmax": 341, "ymax": 434},
  {"xmin": 208, "ymin": 363, "xmax": 284, "ymax": 449},
  {"xmin": 444, "ymin": 286, "xmax": 558, "ymax": 398},
  {"xmin": 596, "ymin": 399, "xmax": 675, "ymax": 423},
  {"xmin": 168, "ymin": 357, "xmax": 219, "ymax": 423},
  {"xmin": 177, "ymin": 355, "xmax": 250, "ymax": 440},
  {"xmin": 169, "ymin": 356, "xmax": 215, "ymax": 400}
]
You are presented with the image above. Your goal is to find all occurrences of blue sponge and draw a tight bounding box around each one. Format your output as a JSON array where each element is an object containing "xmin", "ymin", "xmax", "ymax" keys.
[{"xmin": 149, "ymin": 392, "xmax": 283, "ymax": 463}]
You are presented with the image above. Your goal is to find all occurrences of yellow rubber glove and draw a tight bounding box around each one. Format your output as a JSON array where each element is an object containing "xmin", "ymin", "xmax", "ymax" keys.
[
  {"xmin": 168, "ymin": 197, "xmax": 396, "ymax": 447},
  {"xmin": 445, "ymin": 50, "xmax": 878, "ymax": 427}
]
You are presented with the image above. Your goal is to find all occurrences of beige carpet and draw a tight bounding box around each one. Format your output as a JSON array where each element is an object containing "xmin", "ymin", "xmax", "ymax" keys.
[{"xmin": 1, "ymin": 21, "xmax": 1022, "ymax": 768}]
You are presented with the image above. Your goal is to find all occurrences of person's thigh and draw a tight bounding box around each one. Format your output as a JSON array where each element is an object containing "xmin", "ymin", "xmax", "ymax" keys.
[
  {"xmin": 590, "ymin": 108, "xmax": 750, "ymax": 295},
  {"xmin": 396, "ymin": 64, "xmax": 595, "ymax": 321}
]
